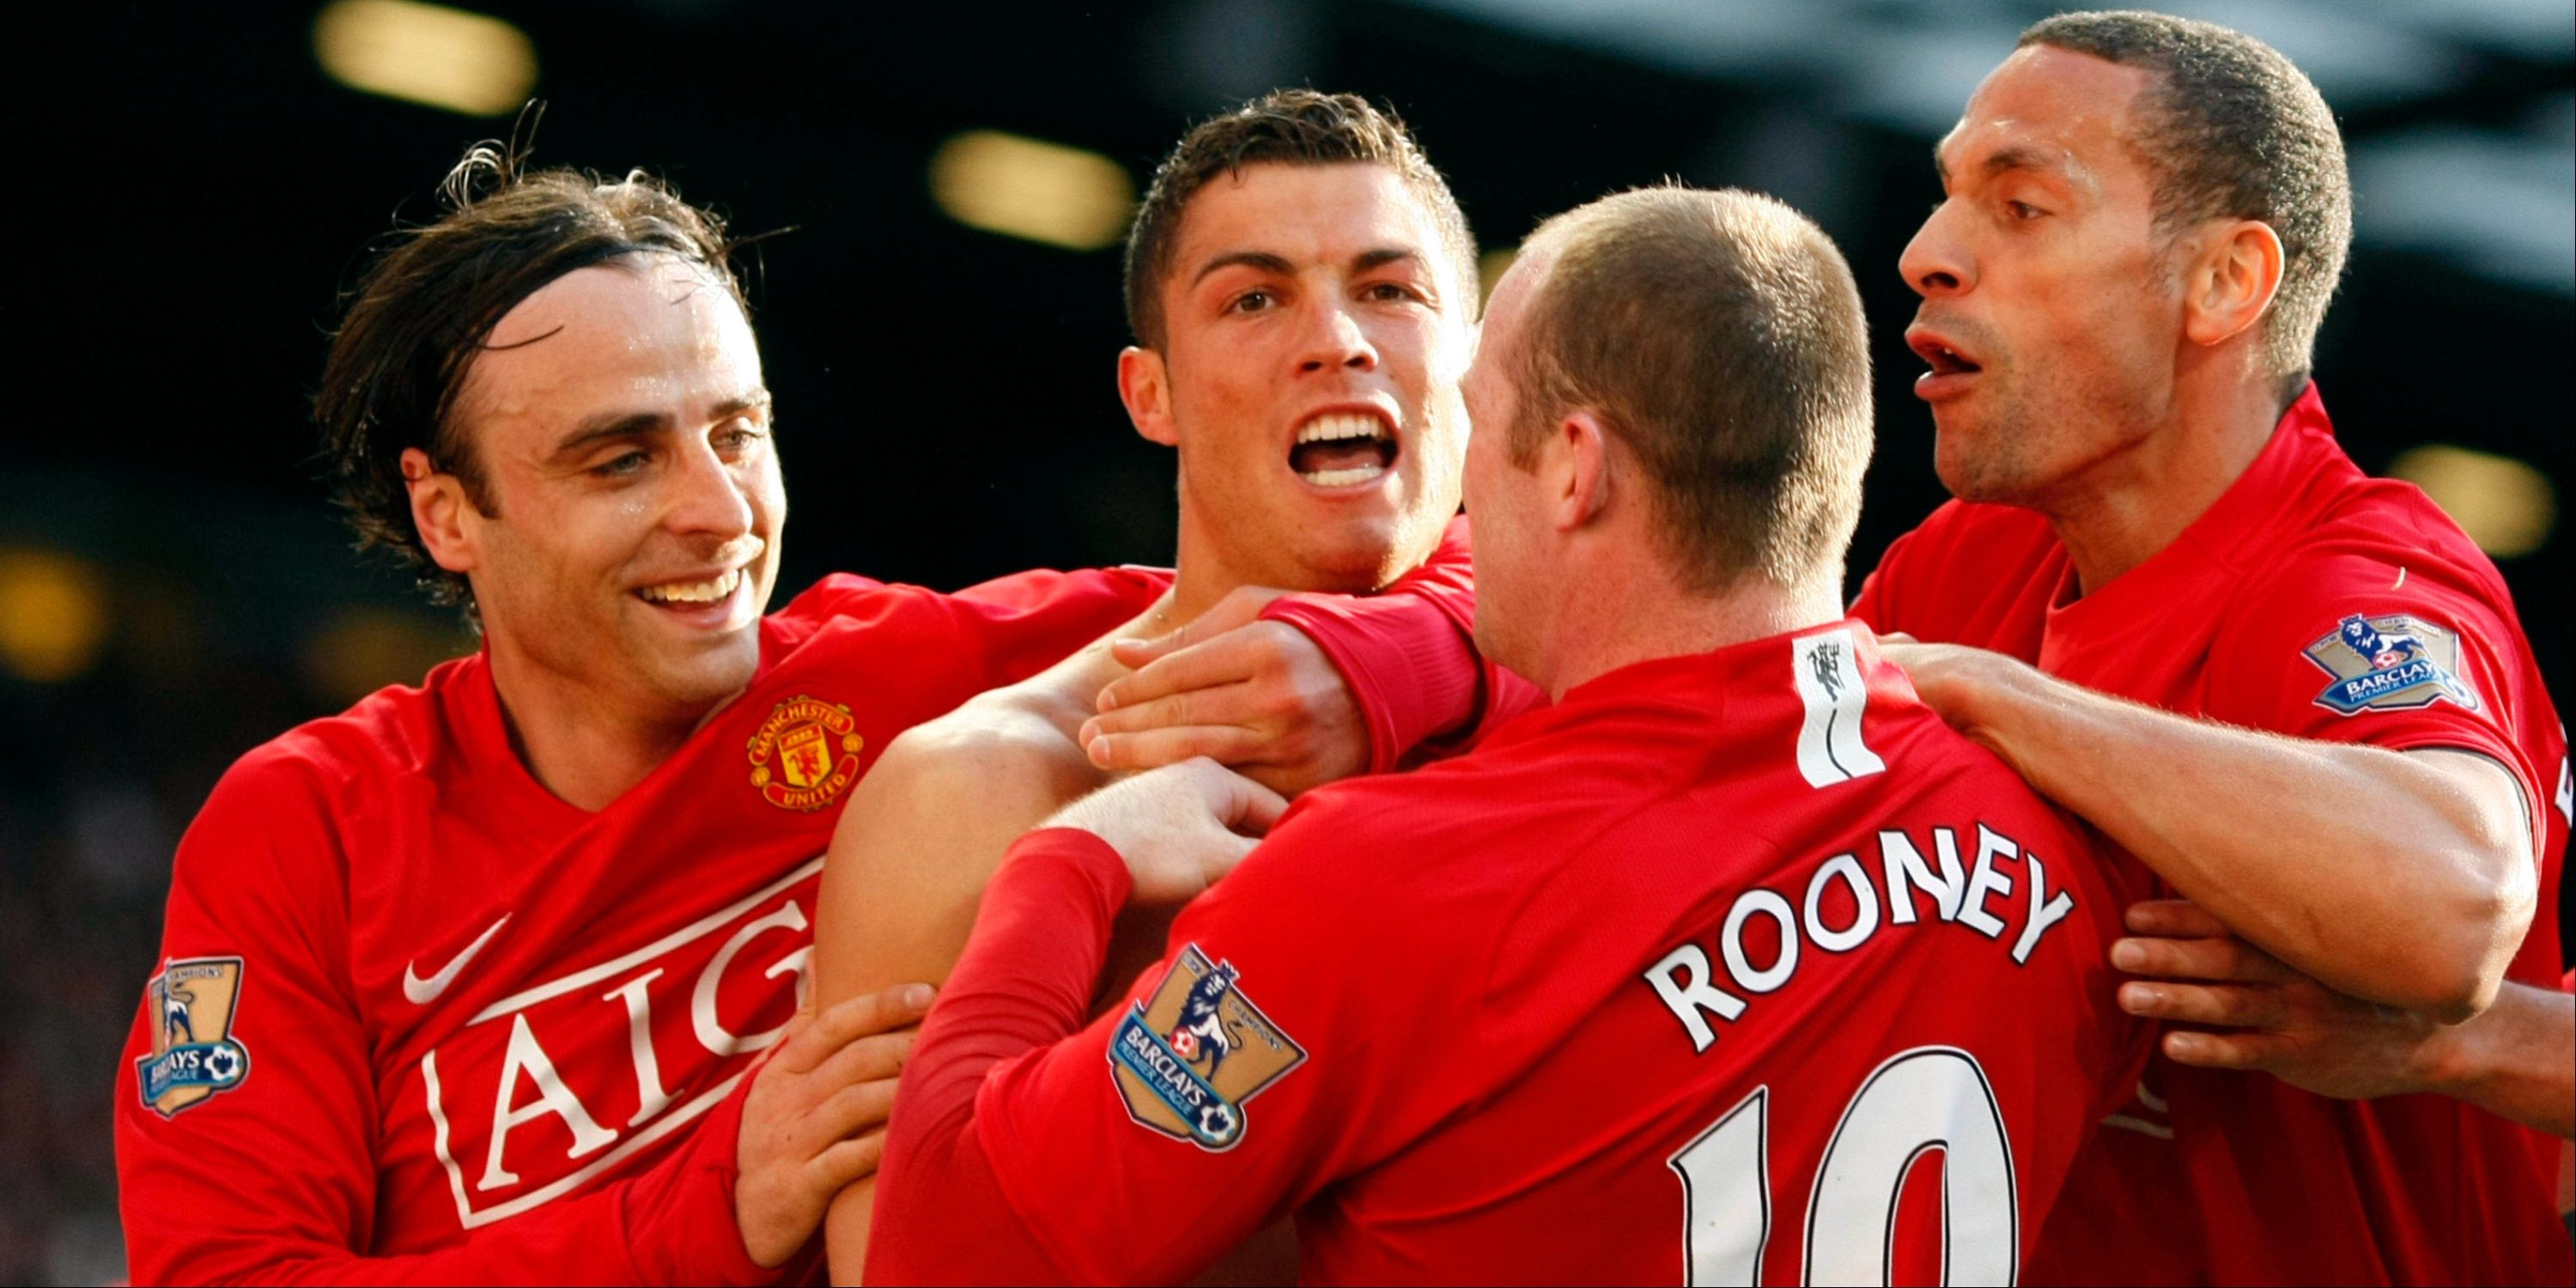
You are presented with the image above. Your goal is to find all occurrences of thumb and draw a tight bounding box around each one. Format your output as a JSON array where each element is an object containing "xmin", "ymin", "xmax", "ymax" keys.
[{"xmin": 1215, "ymin": 770, "xmax": 1291, "ymax": 837}]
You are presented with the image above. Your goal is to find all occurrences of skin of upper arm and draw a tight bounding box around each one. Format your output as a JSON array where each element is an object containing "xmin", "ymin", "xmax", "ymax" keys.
[
  {"xmin": 812, "ymin": 693, "xmax": 1103, "ymax": 1005},
  {"xmin": 2403, "ymin": 747, "xmax": 2541, "ymax": 914}
]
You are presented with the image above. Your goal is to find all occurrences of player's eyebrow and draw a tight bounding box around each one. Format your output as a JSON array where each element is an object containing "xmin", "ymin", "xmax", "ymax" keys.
[
  {"xmin": 1353, "ymin": 246, "xmax": 1423, "ymax": 274},
  {"xmin": 549, "ymin": 389, "xmax": 772, "ymax": 460},
  {"xmin": 1191, "ymin": 250, "xmax": 1297, "ymax": 288}
]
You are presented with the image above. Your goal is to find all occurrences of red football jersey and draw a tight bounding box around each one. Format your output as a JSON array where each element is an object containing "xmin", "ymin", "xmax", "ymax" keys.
[
  {"xmin": 1851, "ymin": 384, "xmax": 2573, "ymax": 1285},
  {"xmin": 113, "ymin": 568, "xmax": 1176, "ymax": 1284},
  {"xmin": 869, "ymin": 626, "xmax": 2151, "ymax": 1285}
]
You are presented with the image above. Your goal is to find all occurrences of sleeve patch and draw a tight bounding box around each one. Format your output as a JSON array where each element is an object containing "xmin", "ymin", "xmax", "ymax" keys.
[
  {"xmin": 1106, "ymin": 945, "xmax": 1306, "ymax": 1152},
  {"xmin": 2301, "ymin": 613, "xmax": 2481, "ymax": 716},
  {"xmin": 137, "ymin": 957, "xmax": 252, "ymax": 1117}
]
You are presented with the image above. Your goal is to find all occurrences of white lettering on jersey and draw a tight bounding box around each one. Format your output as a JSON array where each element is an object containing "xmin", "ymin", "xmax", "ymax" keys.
[
  {"xmin": 479, "ymin": 1014, "xmax": 618, "ymax": 1191},
  {"xmin": 1644, "ymin": 945, "xmax": 1749, "ymax": 1054},
  {"xmin": 1790, "ymin": 628, "xmax": 1886, "ymax": 789},
  {"xmin": 1647, "ymin": 824, "xmax": 2076, "ymax": 1050},
  {"xmin": 419, "ymin": 856, "xmax": 825, "ymax": 1229}
]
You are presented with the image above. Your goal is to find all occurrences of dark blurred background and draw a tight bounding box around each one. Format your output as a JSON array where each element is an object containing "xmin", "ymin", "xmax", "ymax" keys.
[{"xmin": 3, "ymin": 1, "xmax": 2567, "ymax": 1278}]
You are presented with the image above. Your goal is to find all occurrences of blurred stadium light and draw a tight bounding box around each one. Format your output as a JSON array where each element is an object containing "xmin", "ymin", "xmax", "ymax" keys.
[
  {"xmin": 312, "ymin": 0, "xmax": 536, "ymax": 117},
  {"xmin": 2391, "ymin": 445, "xmax": 2559, "ymax": 559},
  {"xmin": 929, "ymin": 131, "xmax": 1137, "ymax": 251},
  {"xmin": 301, "ymin": 606, "xmax": 476, "ymax": 708},
  {"xmin": 0, "ymin": 549, "xmax": 109, "ymax": 683}
]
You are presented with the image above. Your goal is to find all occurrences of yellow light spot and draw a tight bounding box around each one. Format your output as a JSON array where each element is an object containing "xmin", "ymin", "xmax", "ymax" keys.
[
  {"xmin": 1478, "ymin": 248, "xmax": 1518, "ymax": 303},
  {"xmin": 313, "ymin": 0, "xmax": 537, "ymax": 118},
  {"xmin": 929, "ymin": 131, "xmax": 1136, "ymax": 252},
  {"xmin": 0, "ymin": 550, "xmax": 111, "ymax": 683},
  {"xmin": 302, "ymin": 606, "xmax": 475, "ymax": 707},
  {"xmin": 2388, "ymin": 445, "xmax": 2557, "ymax": 559}
]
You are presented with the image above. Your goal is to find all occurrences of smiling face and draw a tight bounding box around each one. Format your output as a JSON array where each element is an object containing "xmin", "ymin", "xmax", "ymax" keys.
[
  {"xmin": 431, "ymin": 255, "xmax": 783, "ymax": 720},
  {"xmin": 1125, "ymin": 162, "xmax": 1473, "ymax": 597},
  {"xmin": 1900, "ymin": 45, "xmax": 2188, "ymax": 507}
]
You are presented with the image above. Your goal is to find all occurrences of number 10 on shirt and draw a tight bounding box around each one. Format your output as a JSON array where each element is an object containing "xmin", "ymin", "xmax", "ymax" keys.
[{"xmin": 1668, "ymin": 1047, "xmax": 2018, "ymax": 1285}]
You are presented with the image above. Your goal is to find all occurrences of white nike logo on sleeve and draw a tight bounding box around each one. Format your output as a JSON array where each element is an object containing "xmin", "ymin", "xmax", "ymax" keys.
[{"xmin": 404, "ymin": 915, "xmax": 511, "ymax": 1005}]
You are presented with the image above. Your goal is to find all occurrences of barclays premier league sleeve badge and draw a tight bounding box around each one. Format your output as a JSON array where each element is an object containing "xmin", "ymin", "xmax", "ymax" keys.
[
  {"xmin": 2303, "ymin": 613, "xmax": 2480, "ymax": 716},
  {"xmin": 136, "ymin": 957, "xmax": 252, "ymax": 1117},
  {"xmin": 1107, "ymin": 945, "xmax": 1306, "ymax": 1152}
]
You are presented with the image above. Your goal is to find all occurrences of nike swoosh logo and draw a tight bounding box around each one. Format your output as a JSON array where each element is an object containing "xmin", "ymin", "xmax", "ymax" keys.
[{"xmin": 404, "ymin": 915, "xmax": 511, "ymax": 1005}]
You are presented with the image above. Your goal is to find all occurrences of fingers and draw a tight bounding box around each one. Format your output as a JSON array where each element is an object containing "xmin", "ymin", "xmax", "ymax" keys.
[
  {"xmin": 806, "ymin": 1075, "xmax": 902, "ymax": 1144},
  {"xmin": 1083, "ymin": 722, "xmax": 1265, "ymax": 773},
  {"xmin": 1215, "ymin": 767, "xmax": 1291, "ymax": 836},
  {"xmin": 807, "ymin": 1027, "xmax": 919, "ymax": 1092},
  {"xmin": 2110, "ymin": 933, "xmax": 2293, "ymax": 984},
  {"xmin": 1100, "ymin": 635, "xmax": 1264, "ymax": 713},
  {"xmin": 2123, "ymin": 899, "xmax": 2231, "ymax": 939},
  {"xmin": 808, "ymin": 1127, "xmax": 890, "ymax": 1193},
  {"xmin": 2160, "ymin": 1029, "xmax": 2293, "ymax": 1071},
  {"xmin": 2118, "ymin": 981, "xmax": 2287, "ymax": 1030},
  {"xmin": 1109, "ymin": 586, "xmax": 1286, "ymax": 670},
  {"xmin": 1089, "ymin": 679, "xmax": 1260, "ymax": 741},
  {"xmin": 773, "ymin": 984, "xmax": 933, "ymax": 1075}
]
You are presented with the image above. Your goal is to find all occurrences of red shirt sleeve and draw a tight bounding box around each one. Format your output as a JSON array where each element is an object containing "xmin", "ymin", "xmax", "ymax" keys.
[
  {"xmin": 1260, "ymin": 517, "xmax": 1545, "ymax": 769},
  {"xmin": 871, "ymin": 800, "xmax": 1475, "ymax": 1284},
  {"xmin": 116, "ymin": 747, "xmax": 774, "ymax": 1286},
  {"xmin": 2205, "ymin": 546, "xmax": 2549, "ymax": 850},
  {"xmin": 943, "ymin": 566, "xmax": 1173, "ymax": 689}
]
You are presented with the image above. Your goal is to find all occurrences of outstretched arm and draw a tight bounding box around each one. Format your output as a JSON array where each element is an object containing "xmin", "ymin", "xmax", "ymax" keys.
[
  {"xmin": 1882, "ymin": 638, "xmax": 2535, "ymax": 1021},
  {"xmin": 2114, "ymin": 900, "xmax": 2573, "ymax": 1138}
]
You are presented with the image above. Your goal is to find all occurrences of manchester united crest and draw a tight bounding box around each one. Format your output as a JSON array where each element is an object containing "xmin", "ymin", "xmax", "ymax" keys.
[{"xmin": 747, "ymin": 695, "xmax": 865, "ymax": 811}]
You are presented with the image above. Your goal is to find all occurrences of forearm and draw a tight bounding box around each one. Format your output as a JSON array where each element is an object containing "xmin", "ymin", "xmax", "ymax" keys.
[
  {"xmin": 1968, "ymin": 668, "xmax": 2530, "ymax": 1015},
  {"xmin": 2425, "ymin": 981, "xmax": 2576, "ymax": 1139},
  {"xmin": 867, "ymin": 831, "xmax": 1129, "ymax": 1282}
]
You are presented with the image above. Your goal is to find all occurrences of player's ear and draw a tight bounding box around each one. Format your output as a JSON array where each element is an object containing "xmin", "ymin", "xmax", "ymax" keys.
[
  {"xmin": 1118, "ymin": 347, "xmax": 1179, "ymax": 448},
  {"xmin": 2183, "ymin": 219, "xmax": 2282, "ymax": 349},
  {"xmin": 1551, "ymin": 409, "xmax": 1616, "ymax": 533},
  {"xmin": 402, "ymin": 447, "xmax": 479, "ymax": 574}
]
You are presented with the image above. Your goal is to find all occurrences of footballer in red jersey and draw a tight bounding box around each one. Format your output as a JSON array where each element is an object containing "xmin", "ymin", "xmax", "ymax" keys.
[
  {"xmin": 1854, "ymin": 12, "xmax": 2568, "ymax": 1284},
  {"xmin": 812, "ymin": 92, "xmax": 1488, "ymax": 1277},
  {"xmin": 114, "ymin": 154, "xmax": 1483, "ymax": 1285},
  {"xmin": 868, "ymin": 187, "xmax": 2151, "ymax": 1285}
]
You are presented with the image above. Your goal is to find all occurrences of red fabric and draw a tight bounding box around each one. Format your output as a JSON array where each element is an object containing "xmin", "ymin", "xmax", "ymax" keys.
[
  {"xmin": 870, "ymin": 626, "xmax": 2148, "ymax": 1284},
  {"xmin": 114, "ymin": 568, "xmax": 1167, "ymax": 1285},
  {"xmin": 1262, "ymin": 516, "xmax": 1546, "ymax": 771},
  {"xmin": 1853, "ymin": 384, "xmax": 2573, "ymax": 1285}
]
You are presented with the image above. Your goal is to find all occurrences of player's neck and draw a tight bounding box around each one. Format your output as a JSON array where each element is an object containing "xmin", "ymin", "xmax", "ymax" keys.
[
  {"xmin": 1536, "ymin": 553, "xmax": 1843, "ymax": 701},
  {"xmin": 482, "ymin": 640, "xmax": 718, "ymax": 811},
  {"xmin": 2041, "ymin": 368, "xmax": 2284, "ymax": 597}
]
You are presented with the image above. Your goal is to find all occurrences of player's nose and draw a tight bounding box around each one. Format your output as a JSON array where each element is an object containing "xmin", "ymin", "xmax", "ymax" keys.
[
  {"xmin": 1295, "ymin": 300, "xmax": 1378, "ymax": 376},
  {"xmin": 663, "ymin": 438, "xmax": 756, "ymax": 539},
  {"xmin": 1900, "ymin": 206, "xmax": 1972, "ymax": 299}
]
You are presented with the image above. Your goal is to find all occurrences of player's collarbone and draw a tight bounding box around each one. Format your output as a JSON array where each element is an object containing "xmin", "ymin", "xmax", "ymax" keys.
[{"xmin": 1641, "ymin": 822, "xmax": 2078, "ymax": 1053}]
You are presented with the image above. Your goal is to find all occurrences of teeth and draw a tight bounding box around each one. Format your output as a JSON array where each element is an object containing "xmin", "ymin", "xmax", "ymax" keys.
[
  {"xmin": 638, "ymin": 568, "xmax": 742, "ymax": 605},
  {"xmin": 1297, "ymin": 412, "xmax": 1389, "ymax": 445},
  {"xmin": 1301, "ymin": 464, "xmax": 1387, "ymax": 487}
]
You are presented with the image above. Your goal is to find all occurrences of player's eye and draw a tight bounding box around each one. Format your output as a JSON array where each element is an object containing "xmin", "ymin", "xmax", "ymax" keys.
[
  {"xmin": 2004, "ymin": 199, "xmax": 2045, "ymax": 222},
  {"xmin": 1363, "ymin": 281, "xmax": 1424, "ymax": 305},
  {"xmin": 594, "ymin": 450, "xmax": 649, "ymax": 477},
  {"xmin": 714, "ymin": 423, "xmax": 766, "ymax": 455},
  {"xmin": 1228, "ymin": 289, "xmax": 1274, "ymax": 314}
]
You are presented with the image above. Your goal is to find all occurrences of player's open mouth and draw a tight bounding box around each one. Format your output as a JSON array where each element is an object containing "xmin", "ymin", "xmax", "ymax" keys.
[
  {"xmin": 1905, "ymin": 325, "xmax": 1984, "ymax": 402},
  {"xmin": 1289, "ymin": 411, "xmax": 1400, "ymax": 489}
]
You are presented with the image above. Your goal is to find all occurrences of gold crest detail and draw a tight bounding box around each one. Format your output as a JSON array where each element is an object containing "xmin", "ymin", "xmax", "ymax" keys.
[{"xmin": 747, "ymin": 695, "xmax": 865, "ymax": 811}]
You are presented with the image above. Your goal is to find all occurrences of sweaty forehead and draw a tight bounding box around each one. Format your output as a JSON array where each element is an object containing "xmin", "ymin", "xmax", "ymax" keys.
[
  {"xmin": 1939, "ymin": 45, "xmax": 2154, "ymax": 186},
  {"xmin": 1172, "ymin": 162, "xmax": 1445, "ymax": 276}
]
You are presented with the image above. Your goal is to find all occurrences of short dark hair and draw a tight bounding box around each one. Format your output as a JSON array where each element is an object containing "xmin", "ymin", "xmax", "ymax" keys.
[
  {"xmin": 2020, "ymin": 10, "xmax": 2351, "ymax": 387},
  {"xmin": 315, "ymin": 144, "xmax": 745, "ymax": 613},
  {"xmin": 1122, "ymin": 89, "xmax": 1478, "ymax": 349},
  {"xmin": 1513, "ymin": 187, "xmax": 1873, "ymax": 592}
]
